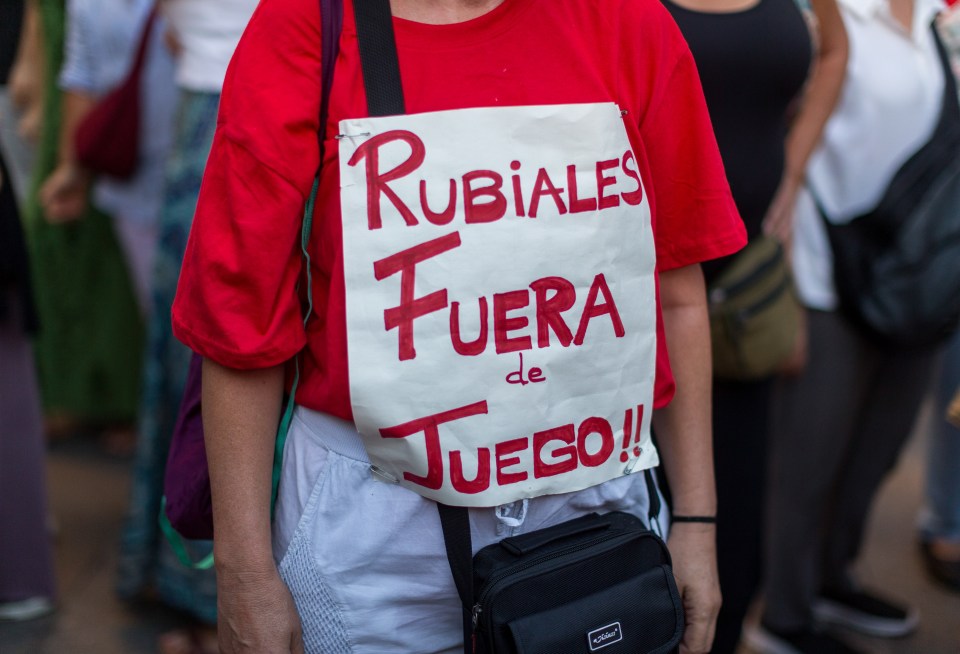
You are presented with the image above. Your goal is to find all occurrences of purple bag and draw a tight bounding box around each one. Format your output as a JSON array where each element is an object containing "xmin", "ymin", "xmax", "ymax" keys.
[
  {"xmin": 160, "ymin": 0, "xmax": 343, "ymax": 553},
  {"xmin": 163, "ymin": 353, "xmax": 211, "ymax": 539}
]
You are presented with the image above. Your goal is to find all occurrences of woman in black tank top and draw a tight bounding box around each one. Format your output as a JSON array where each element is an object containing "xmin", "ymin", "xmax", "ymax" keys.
[
  {"xmin": 667, "ymin": 0, "xmax": 810, "ymax": 268},
  {"xmin": 661, "ymin": 0, "xmax": 848, "ymax": 651}
]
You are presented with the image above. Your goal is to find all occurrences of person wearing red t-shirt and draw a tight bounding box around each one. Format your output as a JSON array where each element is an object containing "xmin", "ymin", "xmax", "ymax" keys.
[{"xmin": 171, "ymin": 0, "xmax": 746, "ymax": 651}]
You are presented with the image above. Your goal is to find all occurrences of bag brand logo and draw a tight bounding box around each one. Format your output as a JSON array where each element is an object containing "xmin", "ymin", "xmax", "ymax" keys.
[{"xmin": 587, "ymin": 622, "xmax": 623, "ymax": 651}]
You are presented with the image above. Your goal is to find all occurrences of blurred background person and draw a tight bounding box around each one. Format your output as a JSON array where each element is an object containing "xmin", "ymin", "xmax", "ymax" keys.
[
  {"xmin": 660, "ymin": 0, "xmax": 847, "ymax": 650},
  {"xmin": 0, "ymin": 0, "xmax": 57, "ymax": 623},
  {"xmin": 116, "ymin": 1, "xmax": 258, "ymax": 651},
  {"xmin": 916, "ymin": 0, "xmax": 960, "ymax": 596},
  {"xmin": 753, "ymin": 0, "xmax": 957, "ymax": 649},
  {"xmin": 20, "ymin": 0, "xmax": 147, "ymax": 448},
  {"xmin": 40, "ymin": 0, "xmax": 178, "ymax": 455},
  {"xmin": 2, "ymin": 0, "xmax": 42, "ymax": 204},
  {"xmin": 919, "ymin": 333, "xmax": 960, "ymax": 592},
  {"xmin": 40, "ymin": 0, "xmax": 176, "ymax": 318}
]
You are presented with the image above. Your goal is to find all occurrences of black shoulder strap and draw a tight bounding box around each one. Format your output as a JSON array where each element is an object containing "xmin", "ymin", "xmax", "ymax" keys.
[
  {"xmin": 349, "ymin": 3, "xmax": 476, "ymax": 645},
  {"xmin": 352, "ymin": 0, "xmax": 405, "ymax": 116},
  {"xmin": 320, "ymin": 0, "xmax": 344, "ymax": 152},
  {"xmin": 930, "ymin": 18, "xmax": 959, "ymax": 132},
  {"xmin": 437, "ymin": 503, "xmax": 476, "ymax": 652}
]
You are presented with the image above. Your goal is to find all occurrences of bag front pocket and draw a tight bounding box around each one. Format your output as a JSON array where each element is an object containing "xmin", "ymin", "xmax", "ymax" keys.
[
  {"xmin": 708, "ymin": 236, "xmax": 801, "ymax": 380},
  {"xmin": 507, "ymin": 564, "xmax": 683, "ymax": 653}
]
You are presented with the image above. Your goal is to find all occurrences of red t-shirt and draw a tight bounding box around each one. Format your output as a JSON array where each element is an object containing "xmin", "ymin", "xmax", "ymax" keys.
[{"xmin": 172, "ymin": 0, "xmax": 746, "ymax": 419}]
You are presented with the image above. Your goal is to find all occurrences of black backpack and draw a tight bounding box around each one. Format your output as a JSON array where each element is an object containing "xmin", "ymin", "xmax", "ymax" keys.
[{"xmin": 820, "ymin": 20, "xmax": 960, "ymax": 348}]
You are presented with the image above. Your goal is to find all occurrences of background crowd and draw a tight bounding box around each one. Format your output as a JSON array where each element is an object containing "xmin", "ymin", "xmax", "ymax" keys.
[{"xmin": 0, "ymin": 0, "xmax": 958, "ymax": 652}]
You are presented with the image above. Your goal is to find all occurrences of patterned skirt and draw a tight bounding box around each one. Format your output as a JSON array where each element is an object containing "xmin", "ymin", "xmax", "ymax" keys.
[{"xmin": 117, "ymin": 90, "xmax": 221, "ymax": 623}]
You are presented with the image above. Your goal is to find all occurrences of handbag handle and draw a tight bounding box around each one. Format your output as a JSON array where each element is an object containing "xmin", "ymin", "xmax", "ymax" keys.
[
  {"xmin": 271, "ymin": 0, "xmax": 346, "ymax": 518},
  {"xmin": 127, "ymin": 5, "xmax": 159, "ymax": 83}
]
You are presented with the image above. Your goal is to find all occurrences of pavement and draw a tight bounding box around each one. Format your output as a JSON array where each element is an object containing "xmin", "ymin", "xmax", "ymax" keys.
[{"xmin": 1, "ymin": 408, "xmax": 959, "ymax": 654}]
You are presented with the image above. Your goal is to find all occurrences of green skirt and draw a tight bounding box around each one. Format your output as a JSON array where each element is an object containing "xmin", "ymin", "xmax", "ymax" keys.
[{"xmin": 22, "ymin": 0, "xmax": 144, "ymax": 422}]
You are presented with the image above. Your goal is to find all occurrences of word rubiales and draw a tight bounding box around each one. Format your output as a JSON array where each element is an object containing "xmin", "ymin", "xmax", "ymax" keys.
[{"xmin": 348, "ymin": 129, "xmax": 646, "ymax": 229}]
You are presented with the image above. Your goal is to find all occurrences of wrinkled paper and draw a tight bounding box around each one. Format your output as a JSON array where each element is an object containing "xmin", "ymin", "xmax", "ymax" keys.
[{"xmin": 339, "ymin": 103, "xmax": 658, "ymax": 506}]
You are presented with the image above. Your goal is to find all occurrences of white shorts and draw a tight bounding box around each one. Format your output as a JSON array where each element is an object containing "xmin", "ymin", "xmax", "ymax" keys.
[{"xmin": 273, "ymin": 407, "xmax": 669, "ymax": 654}]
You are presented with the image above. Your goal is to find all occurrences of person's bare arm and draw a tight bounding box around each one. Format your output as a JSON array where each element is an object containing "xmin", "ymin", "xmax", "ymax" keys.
[
  {"xmin": 764, "ymin": 0, "xmax": 847, "ymax": 373},
  {"xmin": 10, "ymin": 0, "xmax": 45, "ymax": 141},
  {"xmin": 652, "ymin": 263, "xmax": 720, "ymax": 654},
  {"xmin": 38, "ymin": 90, "xmax": 95, "ymax": 222},
  {"xmin": 202, "ymin": 359, "xmax": 304, "ymax": 653},
  {"xmin": 157, "ymin": 0, "xmax": 184, "ymax": 55},
  {"xmin": 762, "ymin": 0, "xmax": 848, "ymax": 245}
]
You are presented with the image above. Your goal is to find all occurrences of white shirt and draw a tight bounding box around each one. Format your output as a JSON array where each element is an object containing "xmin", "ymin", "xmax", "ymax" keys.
[
  {"xmin": 792, "ymin": 0, "xmax": 947, "ymax": 310},
  {"xmin": 60, "ymin": 0, "xmax": 177, "ymax": 224},
  {"xmin": 161, "ymin": 0, "xmax": 259, "ymax": 92}
]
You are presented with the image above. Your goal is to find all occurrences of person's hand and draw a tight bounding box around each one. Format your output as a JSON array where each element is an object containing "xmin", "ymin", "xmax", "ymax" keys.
[
  {"xmin": 164, "ymin": 25, "xmax": 183, "ymax": 56},
  {"xmin": 39, "ymin": 163, "xmax": 91, "ymax": 223},
  {"xmin": 667, "ymin": 523, "xmax": 721, "ymax": 654},
  {"xmin": 761, "ymin": 176, "xmax": 802, "ymax": 250},
  {"xmin": 216, "ymin": 565, "xmax": 304, "ymax": 653}
]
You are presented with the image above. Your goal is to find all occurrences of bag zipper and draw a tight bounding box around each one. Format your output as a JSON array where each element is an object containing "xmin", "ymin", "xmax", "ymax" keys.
[
  {"xmin": 735, "ymin": 273, "xmax": 791, "ymax": 322},
  {"xmin": 471, "ymin": 530, "xmax": 648, "ymax": 640},
  {"xmin": 710, "ymin": 245, "xmax": 783, "ymax": 304}
]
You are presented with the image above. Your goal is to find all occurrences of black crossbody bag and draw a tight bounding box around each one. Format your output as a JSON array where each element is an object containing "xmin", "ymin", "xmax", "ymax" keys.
[
  {"xmin": 437, "ymin": 473, "xmax": 684, "ymax": 654},
  {"xmin": 351, "ymin": 3, "xmax": 685, "ymax": 651}
]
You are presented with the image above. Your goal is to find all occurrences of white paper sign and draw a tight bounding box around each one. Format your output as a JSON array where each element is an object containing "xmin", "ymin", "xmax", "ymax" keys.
[{"xmin": 339, "ymin": 103, "xmax": 659, "ymax": 506}]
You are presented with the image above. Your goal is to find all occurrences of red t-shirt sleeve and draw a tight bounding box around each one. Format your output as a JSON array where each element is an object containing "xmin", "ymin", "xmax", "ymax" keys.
[
  {"xmin": 616, "ymin": 0, "xmax": 745, "ymax": 407},
  {"xmin": 171, "ymin": 0, "xmax": 323, "ymax": 369}
]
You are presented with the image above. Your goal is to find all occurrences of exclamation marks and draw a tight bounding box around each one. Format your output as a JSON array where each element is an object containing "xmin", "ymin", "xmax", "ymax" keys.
[
  {"xmin": 620, "ymin": 408, "xmax": 633, "ymax": 463},
  {"xmin": 632, "ymin": 404, "xmax": 644, "ymax": 457},
  {"xmin": 619, "ymin": 404, "xmax": 645, "ymax": 463}
]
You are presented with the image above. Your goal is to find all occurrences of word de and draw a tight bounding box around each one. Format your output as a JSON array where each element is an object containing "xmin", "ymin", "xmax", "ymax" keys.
[{"xmin": 505, "ymin": 352, "xmax": 545, "ymax": 386}]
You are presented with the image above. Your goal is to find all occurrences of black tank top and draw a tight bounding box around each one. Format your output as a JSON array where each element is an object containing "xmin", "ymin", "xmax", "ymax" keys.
[
  {"xmin": 0, "ymin": 0, "xmax": 24, "ymax": 81},
  {"xmin": 664, "ymin": 0, "xmax": 812, "ymax": 279}
]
